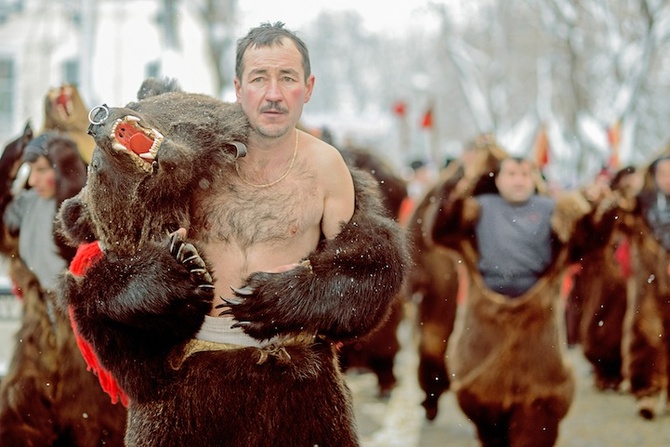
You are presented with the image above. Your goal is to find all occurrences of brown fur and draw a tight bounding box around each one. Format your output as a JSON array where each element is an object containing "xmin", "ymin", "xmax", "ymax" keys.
[
  {"xmin": 606, "ymin": 159, "xmax": 670, "ymax": 418},
  {"xmin": 337, "ymin": 146, "xmax": 409, "ymax": 396},
  {"xmin": 434, "ymin": 193, "xmax": 592, "ymax": 447},
  {"xmin": 0, "ymin": 127, "xmax": 126, "ymax": 446},
  {"xmin": 56, "ymin": 78, "xmax": 409, "ymax": 446},
  {"xmin": 405, "ymin": 182, "xmax": 460, "ymax": 420},
  {"xmin": 339, "ymin": 146, "xmax": 409, "ymax": 221},
  {"xmin": 619, "ymin": 211, "xmax": 669, "ymax": 417},
  {"xmin": 405, "ymin": 141, "xmax": 504, "ymax": 421},
  {"xmin": 425, "ymin": 143, "xmax": 616, "ymax": 446},
  {"xmin": 43, "ymin": 84, "xmax": 96, "ymax": 164},
  {"xmin": 449, "ymin": 270, "xmax": 575, "ymax": 447},
  {"xmin": 565, "ymin": 171, "xmax": 637, "ymax": 388},
  {"xmin": 569, "ymin": 228, "xmax": 628, "ymax": 390}
]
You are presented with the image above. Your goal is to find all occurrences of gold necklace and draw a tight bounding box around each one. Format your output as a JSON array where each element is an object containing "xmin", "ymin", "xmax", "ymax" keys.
[{"xmin": 236, "ymin": 130, "xmax": 299, "ymax": 188}]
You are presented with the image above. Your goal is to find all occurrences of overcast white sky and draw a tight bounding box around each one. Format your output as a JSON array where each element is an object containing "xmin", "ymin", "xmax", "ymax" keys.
[{"xmin": 236, "ymin": 1, "xmax": 448, "ymax": 35}]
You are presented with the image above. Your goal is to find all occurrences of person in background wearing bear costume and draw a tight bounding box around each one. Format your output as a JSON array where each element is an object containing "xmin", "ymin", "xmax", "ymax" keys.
[
  {"xmin": 191, "ymin": 21, "xmax": 357, "ymax": 346},
  {"xmin": 473, "ymin": 156, "xmax": 554, "ymax": 298},
  {"xmin": 639, "ymin": 156, "xmax": 670, "ymax": 250},
  {"xmin": 627, "ymin": 154, "xmax": 670, "ymax": 419},
  {"xmin": 0, "ymin": 130, "xmax": 126, "ymax": 445},
  {"xmin": 2, "ymin": 132, "xmax": 74, "ymax": 288}
]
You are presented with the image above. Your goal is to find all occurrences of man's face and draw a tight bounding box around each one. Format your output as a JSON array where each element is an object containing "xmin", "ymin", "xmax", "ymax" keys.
[
  {"xmin": 495, "ymin": 159, "xmax": 536, "ymax": 204},
  {"xmin": 654, "ymin": 159, "xmax": 670, "ymax": 195},
  {"xmin": 234, "ymin": 38, "xmax": 315, "ymax": 139}
]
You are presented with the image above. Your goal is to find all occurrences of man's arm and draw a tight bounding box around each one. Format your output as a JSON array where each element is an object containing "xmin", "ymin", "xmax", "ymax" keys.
[
  {"xmin": 227, "ymin": 168, "xmax": 410, "ymax": 342},
  {"xmin": 320, "ymin": 146, "xmax": 355, "ymax": 239}
]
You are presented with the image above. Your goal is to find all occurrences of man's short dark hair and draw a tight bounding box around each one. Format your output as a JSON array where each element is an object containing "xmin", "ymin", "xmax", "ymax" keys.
[
  {"xmin": 495, "ymin": 156, "xmax": 529, "ymax": 176},
  {"xmin": 235, "ymin": 21, "xmax": 311, "ymax": 82}
]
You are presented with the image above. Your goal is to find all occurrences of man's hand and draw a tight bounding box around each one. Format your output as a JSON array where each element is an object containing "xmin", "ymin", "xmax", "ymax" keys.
[{"xmin": 264, "ymin": 262, "xmax": 301, "ymax": 273}]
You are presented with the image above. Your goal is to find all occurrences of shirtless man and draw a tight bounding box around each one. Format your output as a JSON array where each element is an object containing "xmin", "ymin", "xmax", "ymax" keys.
[{"xmin": 193, "ymin": 22, "xmax": 355, "ymax": 346}]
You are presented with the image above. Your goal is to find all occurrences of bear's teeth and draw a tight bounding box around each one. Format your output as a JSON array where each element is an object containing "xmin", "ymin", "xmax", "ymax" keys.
[
  {"xmin": 113, "ymin": 142, "xmax": 127, "ymax": 152},
  {"xmin": 125, "ymin": 115, "xmax": 141, "ymax": 122},
  {"xmin": 149, "ymin": 140, "xmax": 160, "ymax": 154},
  {"xmin": 109, "ymin": 120, "xmax": 120, "ymax": 137},
  {"xmin": 139, "ymin": 153, "xmax": 154, "ymax": 160}
]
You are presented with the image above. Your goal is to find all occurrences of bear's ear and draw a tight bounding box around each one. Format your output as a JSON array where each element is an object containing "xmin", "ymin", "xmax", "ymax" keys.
[
  {"xmin": 137, "ymin": 77, "xmax": 182, "ymax": 100},
  {"xmin": 230, "ymin": 141, "xmax": 247, "ymax": 159},
  {"xmin": 56, "ymin": 195, "xmax": 97, "ymax": 246}
]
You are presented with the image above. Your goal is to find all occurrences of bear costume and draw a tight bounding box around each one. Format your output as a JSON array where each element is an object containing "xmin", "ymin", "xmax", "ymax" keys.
[
  {"xmin": 0, "ymin": 125, "xmax": 126, "ymax": 446},
  {"xmin": 618, "ymin": 210, "xmax": 669, "ymax": 419},
  {"xmin": 56, "ymin": 78, "xmax": 409, "ymax": 446},
  {"xmin": 424, "ymin": 141, "xmax": 618, "ymax": 446},
  {"xmin": 614, "ymin": 158, "xmax": 670, "ymax": 419},
  {"xmin": 568, "ymin": 174, "xmax": 632, "ymax": 392},
  {"xmin": 42, "ymin": 83, "xmax": 97, "ymax": 164},
  {"xmin": 570, "ymin": 232, "xmax": 628, "ymax": 391},
  {"xmin": 405, "ymin": 137, "xmax": 505, "ymax": 421},
  {"xmin": 337, "ymin": 146, "xmax": 408, "ymax": 397}
]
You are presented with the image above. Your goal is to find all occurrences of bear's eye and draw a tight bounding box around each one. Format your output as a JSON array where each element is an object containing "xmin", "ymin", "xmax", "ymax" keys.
[{"xmin": 89, "ymin": 151, "xmax": 101, "ymax": 172}]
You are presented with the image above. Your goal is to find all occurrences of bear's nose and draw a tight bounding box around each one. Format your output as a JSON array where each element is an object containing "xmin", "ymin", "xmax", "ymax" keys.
[{"xmin": 88, "ymin": 104, "xmax": 110, "ymax": 136}]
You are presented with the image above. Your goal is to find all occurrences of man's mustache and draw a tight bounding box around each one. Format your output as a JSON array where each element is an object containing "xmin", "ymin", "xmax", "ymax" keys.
[{"xmin": 260, "ymin": 103, "xmax": 288, "ymax": 114}]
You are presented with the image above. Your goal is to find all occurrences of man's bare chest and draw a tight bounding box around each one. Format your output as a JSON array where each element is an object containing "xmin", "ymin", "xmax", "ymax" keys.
[{"xmin": 194, "ymin": 179, "xmax": 322, "ymax": 249}]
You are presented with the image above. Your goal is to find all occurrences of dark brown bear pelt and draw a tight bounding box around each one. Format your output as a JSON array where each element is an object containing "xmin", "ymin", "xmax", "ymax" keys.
[
  {"xmin": 404, "ymin": 138, "xmax": 504, "ymax": 421},
  {"xmin": 620, "ymin": 217, "xmax": 669, "ymax": 419},
  {"xmin": 575, "ymin": 245, "xmax": 628, "ymax": 389},
  {"xmin": 337, "ymin": 145, "xmax": 408, "ymax": 397},
  {"xmin": 614, "ymin": 160, "xmax": 670, "ymax": 419},
  {"xmin": 565, "ymin": 169, "xmax": 640, "ymax": 391},
  {"xmin": 426, "ymin": 142, "xmax": 619, "ymax": 446},
  {"xmin": 569, "ymin": 223, "xmax": 628, "ymax": 391},
  {"xmin": 0, "ymin": 126, "xmax": 126, "ymax": 447},
  {"xmin": 56, "ymin": 78, "xmax": 410, "ymax": 446}
]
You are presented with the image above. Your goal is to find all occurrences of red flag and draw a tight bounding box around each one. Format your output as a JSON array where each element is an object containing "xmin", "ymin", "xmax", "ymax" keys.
[
  {"xmin": 607, "ymin": 120, "xmax": 621, "ymax": 170},
  {"xmin": 533, "ymin": 125, "xmax": 550, "ymax": 169},
  {"xmin": 421, "ymin": 108, "xmax": 433, "ymax": 129},
  {"xmin": 392, "ymin": 101, "xmax": 407, "ymax": 117}
]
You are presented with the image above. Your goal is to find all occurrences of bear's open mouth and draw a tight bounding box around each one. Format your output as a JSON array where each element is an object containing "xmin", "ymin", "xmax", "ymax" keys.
[{"xmin": 110, "ymin": 115, "xmax": 164, "ymax": 171}]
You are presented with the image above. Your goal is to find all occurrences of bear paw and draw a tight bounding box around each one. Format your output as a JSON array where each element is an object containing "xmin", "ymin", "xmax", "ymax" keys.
[{"xmin": 168, "ymin": 231, "xmax": 214, "ymax": 293}]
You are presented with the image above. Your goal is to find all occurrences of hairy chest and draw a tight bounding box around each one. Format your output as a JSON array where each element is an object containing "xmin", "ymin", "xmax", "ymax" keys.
[{"xmin": 193, "ymin": 173, "xmax": 322, "ymax": 249}]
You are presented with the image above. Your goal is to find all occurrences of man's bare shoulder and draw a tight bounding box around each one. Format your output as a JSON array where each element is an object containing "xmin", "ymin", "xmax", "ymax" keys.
[
  {"xmin": 300, "ymin": 132, "xmax": 350, "ymax": 176},
  {"xmin": 297, "ymin": 131, "xmax": 354, "ymax": 234},
  {"xmin": 301, "ymin": 131, "xmax": 343, "ymax": 158}
]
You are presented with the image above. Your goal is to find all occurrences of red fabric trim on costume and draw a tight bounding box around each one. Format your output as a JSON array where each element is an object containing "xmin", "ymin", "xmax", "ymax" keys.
[
  {"xmin": 398, "ymin": 197, "xmax": 415, "ymax": 227},
  {"xmin": 68, "ymin": 241, "xmax": 130, "ymax": 407},
  {"xmin": 614, "ymin": 238, "xmax": 632, "ymax": 279},
  {"xmin": 69, "ymin": 240, "xmax": 104, "ymax": 276},
  {"xmin": 561, "ymin": 263, "xmax": 581, "ymax": 301}
]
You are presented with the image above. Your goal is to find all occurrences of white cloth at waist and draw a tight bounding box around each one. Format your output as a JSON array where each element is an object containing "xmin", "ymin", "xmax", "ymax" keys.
[{"xmin": 195, "ymin": 315, "xmax": 267, "ymax": 347}]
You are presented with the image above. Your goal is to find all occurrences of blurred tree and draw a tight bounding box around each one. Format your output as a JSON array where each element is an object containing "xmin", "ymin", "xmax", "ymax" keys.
[
  {"xmin": 193, "ymin": 0, "xmax": 238, "ymax": 98},
  {"xmin": 299, "ymin": 0, "xmax": 670, "ymax": 186}
]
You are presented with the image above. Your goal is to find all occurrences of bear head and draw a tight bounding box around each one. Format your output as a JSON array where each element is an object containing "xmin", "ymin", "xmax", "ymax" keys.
[{"xmin": 57, "ymin": 78, "xmax": 249, "ymax": 255}]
